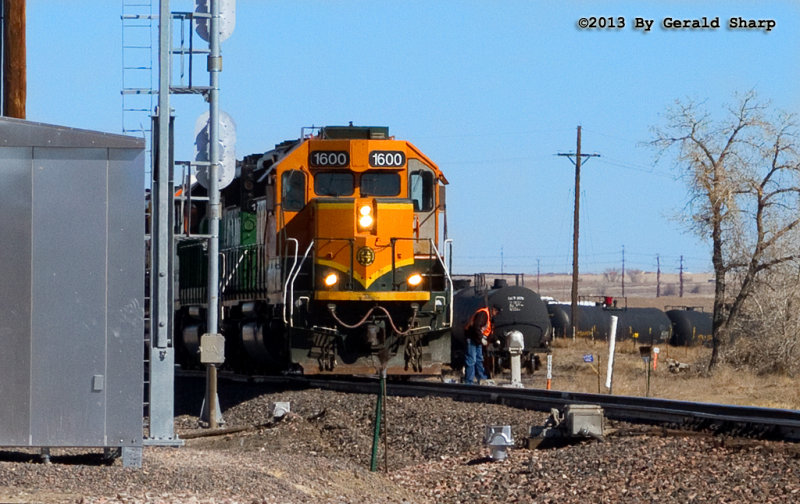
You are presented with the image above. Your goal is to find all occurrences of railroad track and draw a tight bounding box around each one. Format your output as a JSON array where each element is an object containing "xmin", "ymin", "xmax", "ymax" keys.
[{"xmin": 217, "ymin": 373, "xmax": 800, "ymax": 442}]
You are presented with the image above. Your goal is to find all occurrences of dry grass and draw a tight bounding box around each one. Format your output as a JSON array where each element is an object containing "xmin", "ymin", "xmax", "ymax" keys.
[{"xmin": 517, "ymin": 337, "xmax": 800, "ymax": 410}]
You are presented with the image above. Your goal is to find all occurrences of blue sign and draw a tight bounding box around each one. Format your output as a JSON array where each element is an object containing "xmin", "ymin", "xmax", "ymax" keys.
[{"xmin": 583, "ymin": 354, "xmax": 594, "ymax": 363}]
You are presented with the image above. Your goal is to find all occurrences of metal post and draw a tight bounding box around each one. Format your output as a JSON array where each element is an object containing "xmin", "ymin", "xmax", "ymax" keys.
[
  {"xmin": 204, "ymin": 0, "xmax": 223, "ymax": 427},
  {"xmin": 370, "ymin": 369, "xmax": 386, "ymax": 472},
  {"xmin": 596, "ymin": 353, "xmax": 601, "ymax": 393},
  {"xmin": 208, "ymin": 364, "xmax": 218, "ymax": 429},
  {"xmin": 146, "ymin": 0, "xmax": 178, "ymax": 445}
]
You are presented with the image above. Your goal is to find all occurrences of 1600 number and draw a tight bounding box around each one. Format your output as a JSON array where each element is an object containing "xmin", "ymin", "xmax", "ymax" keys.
[
  {"xmin": 369, "ymin": 150, "xmax": 405, "ymax": 167},
  {"xmin": 309, "ymin": 151, "xmax": 349, "ymax": 167}
]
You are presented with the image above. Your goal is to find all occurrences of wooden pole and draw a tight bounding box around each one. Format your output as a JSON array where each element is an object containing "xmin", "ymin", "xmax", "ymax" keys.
[
  {"xmin": 3, "ymin": 0, "xmax": 26, "ymax": 118},
  {"xmin": 570, "ymin": 126, "xmax": 582, "ymax": 338}
]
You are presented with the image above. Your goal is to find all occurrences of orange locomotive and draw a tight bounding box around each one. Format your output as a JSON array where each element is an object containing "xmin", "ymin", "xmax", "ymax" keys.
[{"xmin": 177, "ymin": 125, "xmax": 454, "ymax": 375}]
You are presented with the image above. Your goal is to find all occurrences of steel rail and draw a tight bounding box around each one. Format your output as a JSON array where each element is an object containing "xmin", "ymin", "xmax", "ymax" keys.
[{"xmin": 238, "ymin": 374, "xmax": 800, "ymax": 442}]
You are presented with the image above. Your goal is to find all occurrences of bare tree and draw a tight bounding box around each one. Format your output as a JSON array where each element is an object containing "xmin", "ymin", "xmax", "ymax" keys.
[
  {"xmin": 627, "ymin": 269, "xmax": 645, "ymax": 284},
  {"xmin": 724, "ymin": 262, "xmax": 800, "ymax": 375},
  {"xmin": 653, "ymin": 91, "xmax": 800, "ymax": 370},
  {"xmin": 603, "ymin": 268, "xmax": 619, "ymax": 283}
]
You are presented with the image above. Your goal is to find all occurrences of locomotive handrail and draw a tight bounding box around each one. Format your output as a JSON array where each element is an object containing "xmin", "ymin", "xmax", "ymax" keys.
[
  {"xmin": 282, "ymin": 238, "xmax": 299, "ymax": 324},
  {"xmin": 220, "ymin": 248, "xmax": 248, "ymax": 295},
  {"xmin": 432, "ymin": 239, "xmax": 454, "ymax": 329},
  {"xmin": 286, "ymin": 241, "xmax": 315, "ymax": 327},
  {"xmin": 444, "ymin": 238, "xmax": 453, "ymax": 279}
]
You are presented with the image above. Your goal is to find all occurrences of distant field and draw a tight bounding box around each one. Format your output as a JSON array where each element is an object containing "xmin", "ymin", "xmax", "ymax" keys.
[{"xmin": 457, "ymin": 271, "xmax": 715, "ymax": 312}]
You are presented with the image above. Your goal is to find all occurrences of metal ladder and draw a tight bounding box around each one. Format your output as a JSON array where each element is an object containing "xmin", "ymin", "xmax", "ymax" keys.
[
  {"xmin": 121, "ymin": 1, "xmax": 156, "ymax": 178},
  {"xmin": 122, "ymin": 0, "xmax": 157, "ymax": 430}
]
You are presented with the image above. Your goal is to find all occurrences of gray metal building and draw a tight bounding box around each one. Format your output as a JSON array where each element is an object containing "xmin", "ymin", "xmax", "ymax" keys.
[{"xmin": 0, "ymin": 118, "xmax": 145, "ymax": 467}]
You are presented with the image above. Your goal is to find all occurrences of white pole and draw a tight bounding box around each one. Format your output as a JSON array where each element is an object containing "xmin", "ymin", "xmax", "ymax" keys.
[
  {"xmin": 510, "ymin": 353, "xmax": 522, "ymax": 387},
  {"xmin": 605, "ymin": 315, "xmax": 618, "ymax": 393},
  {"xmin": 506, "ymin": 330, "xmax": 524, "ymax": 388}
]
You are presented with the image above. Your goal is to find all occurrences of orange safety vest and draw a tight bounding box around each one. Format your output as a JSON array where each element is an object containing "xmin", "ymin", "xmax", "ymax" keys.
[{"xmin": 473, "ymin": 307, "xmax": 493, "ymax": 337}]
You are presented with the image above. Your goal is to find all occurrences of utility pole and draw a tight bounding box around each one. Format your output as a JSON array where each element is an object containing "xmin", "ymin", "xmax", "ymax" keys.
[
  {"xmin": 558, "ymin": 126, "xmax": 600, "ymax": 338},
  {"xmin": 2, "ymin": 0, "xmax": 25, "ymax": 118},
  {"xmin": 656, "ymin": 254, "xmax": 661, "ymax": 298},
  {"xmin": 537, "ymin": 258, "xmax": 541, "ymax": 292},
  {"xmin": 500, "ymin": 246, "xmax": 504, "ymax": 275},
  {"xmin": 621, "ymin": 245, "xmax": 625, "ymax": 298},
  {"xmin": 679, "ymin": 255, "xmax": 684, "ymax": 297}
]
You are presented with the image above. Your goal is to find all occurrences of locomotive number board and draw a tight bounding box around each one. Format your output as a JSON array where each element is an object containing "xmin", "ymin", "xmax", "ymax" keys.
[
  {"xmin": 309, "ymin": 151, "xmax": 349, "ymax": 167},
  {"xmin": 369, "ymin": 150, "xmax": 405, "ymax": 167},
  {"xmin": 309, "ymin": 150, "xmax": 406, "ymax": 168}
]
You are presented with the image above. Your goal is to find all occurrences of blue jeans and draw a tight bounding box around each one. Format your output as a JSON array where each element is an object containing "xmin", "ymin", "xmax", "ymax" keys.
[{"xmin": 464, "ymin": 338, "xmax": 487, "ymax": 384}]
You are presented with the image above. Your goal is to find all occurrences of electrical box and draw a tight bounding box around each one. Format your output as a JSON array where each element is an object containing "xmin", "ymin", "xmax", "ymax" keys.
[
  {"xmin": 200, "ymin": 333, "xmax": 226, "ymax": 364},
  {"xmin": 0, "ymin": 118, "xmax": 144, "ymax": 467},
  {"xmin": 564, "ymin": 404, "xmax": 605, "ymax": 438}
]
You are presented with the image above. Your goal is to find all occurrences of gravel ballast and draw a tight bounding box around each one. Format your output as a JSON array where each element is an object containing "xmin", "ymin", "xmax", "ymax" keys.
[{"xmin": 1, "ymin": 380, "xmax": 800, "ymax": 503}]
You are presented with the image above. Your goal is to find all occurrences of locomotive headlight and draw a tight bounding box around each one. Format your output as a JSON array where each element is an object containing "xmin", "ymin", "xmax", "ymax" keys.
[
  {"xmin": 359, "ymin": 214, "xmax": 374, "ymax": 228},
  {"xmin": 358, "ymin": 205, "xmax": 374, "ymax": 229},
  {"xmin": 324, "ymin": 272, "xmax": 338, "ymax": 287},
  {"xmin": 407, "ymin": 273, "xmax": 423, "ymax": 288}
]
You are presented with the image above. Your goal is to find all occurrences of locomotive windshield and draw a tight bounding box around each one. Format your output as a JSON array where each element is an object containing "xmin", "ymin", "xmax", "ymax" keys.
[
  {"xmin": 360, "ymin": 171, "xmax": 400, "ymax": 196},
  {"xmin": 315, "ymin": 172, "xmax": 354, "ymax": 196},
  {"xmin": 281, "ymin": 170, "xmax": 306, "ymax": 211}
]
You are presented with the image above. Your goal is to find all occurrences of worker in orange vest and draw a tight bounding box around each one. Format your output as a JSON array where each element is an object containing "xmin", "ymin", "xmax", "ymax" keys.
[{"xmin": 464, "ymin": 305, "xmax": 499, "ymax": 384}]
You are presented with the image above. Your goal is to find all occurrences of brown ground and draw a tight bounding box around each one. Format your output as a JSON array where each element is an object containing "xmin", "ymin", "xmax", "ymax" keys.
[{"xmin": 516, "ymin": 338, "xmax": 800, "ymax": 410}]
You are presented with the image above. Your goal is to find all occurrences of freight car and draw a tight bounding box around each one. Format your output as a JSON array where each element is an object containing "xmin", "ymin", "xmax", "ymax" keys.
[
  {"xmin": 452, "ymin": 276, "xmax": 552, "ymax": 374},
  {"xmin": 547, "ymin": 299, "xmax": 671, "ymax": 344},
  {"xmin": 547, "ymin": 298, "xmax": 712, "ymax": 347},
  {"xmin": 666, "ymin": 307, "xmax": 713, "ymax": 346},
  {"xmin": 175, "ymin": 125, "xmax": 453, "ymax": 375}
]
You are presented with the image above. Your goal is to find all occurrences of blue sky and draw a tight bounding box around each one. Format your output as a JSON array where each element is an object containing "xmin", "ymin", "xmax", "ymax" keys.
[{"xmin": 25, "ymin": 1, "xmax": 800, "ymax": 275}]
